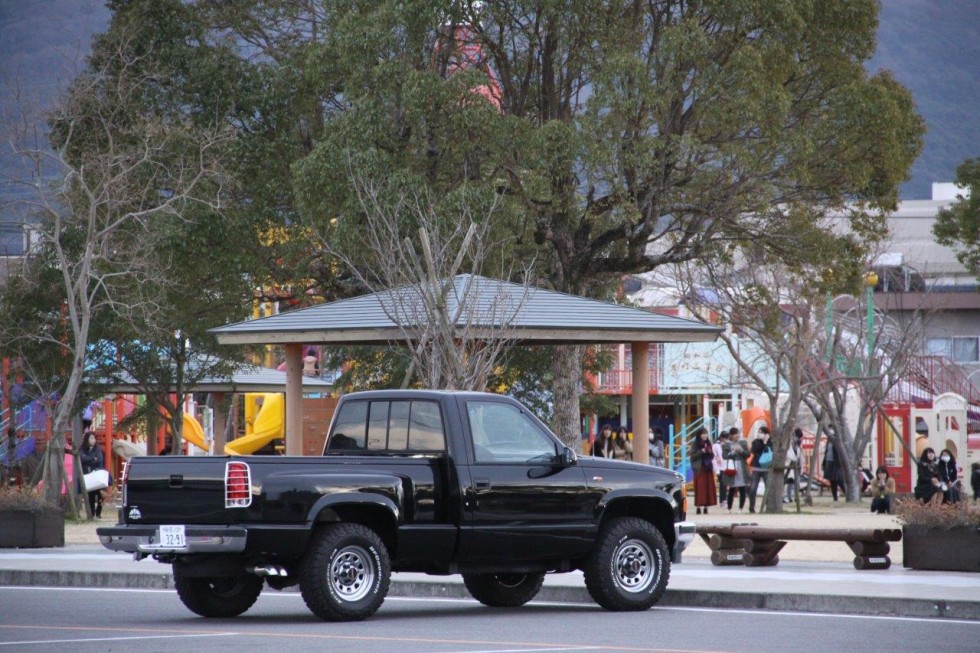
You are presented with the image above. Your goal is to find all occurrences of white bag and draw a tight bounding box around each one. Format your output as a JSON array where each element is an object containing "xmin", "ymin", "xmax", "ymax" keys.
[
  {"xmin": 757, "ymin": 478, "xmax": 766, "ymax": 496},
  {"xmin": 83, "ymin": 469, "xmax": 110, "ymax": 491}
]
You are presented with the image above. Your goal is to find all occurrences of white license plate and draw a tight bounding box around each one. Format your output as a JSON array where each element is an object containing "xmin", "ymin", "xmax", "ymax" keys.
[{"xmin": 158, "ymin": 525, "xmax": 186, "ymax": 548}]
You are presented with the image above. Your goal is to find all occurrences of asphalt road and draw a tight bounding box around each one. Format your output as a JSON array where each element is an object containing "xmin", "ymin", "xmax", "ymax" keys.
[{"xmin": 1, "ymin": 586, "xmax": 978, "ymax": 653}]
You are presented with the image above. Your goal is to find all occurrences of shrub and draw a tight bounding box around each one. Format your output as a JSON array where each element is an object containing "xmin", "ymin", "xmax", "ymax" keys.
[
  {"xmin": 0, "ymin": 486, "xmax": 59, "ymax": 511},
  {"xmin": 895, "ymin": 497, "xmax": 980, "ymax": 530}
]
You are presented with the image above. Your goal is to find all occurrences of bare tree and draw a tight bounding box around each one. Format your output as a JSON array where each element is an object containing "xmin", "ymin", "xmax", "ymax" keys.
[
  {"xmin": 675, "ymin": 246, "xmax": 853, "ymax": 513},
  {"xmin": 0, "ymin": 34, "xmax": 230, "ymax": 505},
  {"xmin": 321, "ymin": 175, "xmax": 532, "ymax": 392},
  {"xmin": 803, "ymin": 292, "xmax": 928, "ymax": 502}
]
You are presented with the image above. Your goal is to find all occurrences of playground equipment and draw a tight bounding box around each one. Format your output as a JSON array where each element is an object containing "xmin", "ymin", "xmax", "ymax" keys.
[
  {"xmin": 224, "ymin": 393, "xmax": 284, "ymax": 455},
  {"xmin": 878, "ymin": 392, "xmax": 970, "ymax": 494},
  {"xmin": 180, "ymin": 413, "xmax": 208, "ymax": 452},
  {"xmin": 111, "ymin": 439, "xmax": 146, "ymax": 460},
  {"xmin": 160, "ymin": 413, "xmax": 209, "ymax": 453},
  {"xmin": 0, "ymin": 434, "xmax": 35, "ymax": 466}
]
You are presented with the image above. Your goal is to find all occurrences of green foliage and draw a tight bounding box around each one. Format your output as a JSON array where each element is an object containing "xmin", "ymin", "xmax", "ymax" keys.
[
  {"xmin": 933, "ymin": 158, "xmax": 980, "ymax": 278},
  {"xmin": 37, "ymin": 0, "xmax": 923, "ymax": 414}
]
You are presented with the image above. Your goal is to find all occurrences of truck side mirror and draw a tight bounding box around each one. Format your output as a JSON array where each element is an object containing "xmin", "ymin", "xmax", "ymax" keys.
[{"xmin": 560, "ymin": 446, "xmax": 578, "ymax": 467}]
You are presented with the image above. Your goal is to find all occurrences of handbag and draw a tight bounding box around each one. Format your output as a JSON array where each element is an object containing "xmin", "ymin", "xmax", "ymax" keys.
[
  {"xmin": 759, "ymin": 449, "xmax": 773, "ymax": 468},
  {"xmin": 723, "ymin": 459, "xmax": 737, "ymax": 477},
  {"xmin": 83, "ymin": 469, "xmax": 110, "ymax": 491}
]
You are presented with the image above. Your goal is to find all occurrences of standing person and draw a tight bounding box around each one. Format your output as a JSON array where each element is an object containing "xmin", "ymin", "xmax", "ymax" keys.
[
  {"xmin": 614, "ymin": 426, "xmax": 634, "ymax": 461},
  {"xmin": 784, "ymin": 428, "xmax": 803, "ymax": 503},
  {"xmin": 713, "ymin": 430, "xmax": 729, "ymax": 498},
  {"xmin": 822, "ymin": 437, "xmax": 845, "ymax": 502},
  {"xmin": 302, "ymin": 348, "xmax": 319, "ymax": 377},
  {"xmin": 914, "ymin": 448, "xmax": 942, "ymax": 504},
  {"xmin": 723, "ymin": 430, "xmax": 750, "ymax": 513},
  {"xmin": 971, "ymin": 462, "xmax": 980, "ymax": 502},
  {"xmin": 747, "ymin": 426, "xmax": 773, "ymax": 513},
  {"xmin": 591, "ymin": 424, "xmax": 615, "ymax": 458},
  {"xmin": 937, "ymin": 448, "xmax": 960, "ymax": 503},
  {"xmin": 869, "ymin": 466, "xmax": 896, "ymax": 514},
  {"xmin": 78, "ymin": 431, "xmax": 105, "ymax": 518},
  {"xmin": 689, "ymin": 428, "xmax": 717, "ymax": 514},
  {"xmin": 648, "ymin": 428, "xmax": 666, "ymax": 467}
]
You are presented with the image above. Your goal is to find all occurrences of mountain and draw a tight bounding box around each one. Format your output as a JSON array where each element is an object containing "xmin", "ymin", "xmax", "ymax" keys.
[
  {"xmin": 870, "ymin": 0, "xmax": 980, "ymax": 198},
  {"xmin": 0, "ymin": 0, "xmax": 109, "ymax": 255}
]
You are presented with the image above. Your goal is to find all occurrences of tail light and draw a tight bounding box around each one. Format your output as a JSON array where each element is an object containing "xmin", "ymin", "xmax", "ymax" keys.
[
  {"xmin": 118, "ymin": 461, "xmax": 130, "ymax": 508},
  {"xmin": 225, "ymin": 461, "xmax": 252, "ymax": 508}
]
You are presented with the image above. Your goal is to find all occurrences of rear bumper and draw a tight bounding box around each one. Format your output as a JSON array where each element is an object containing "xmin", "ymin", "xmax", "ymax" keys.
[
  {"xmin": 672, "ymin": 520, "xmax": 696, "ymax": 563},
  {"xmin": 96, "ymin": 525, "xmax": 247, "ymax": 555}
]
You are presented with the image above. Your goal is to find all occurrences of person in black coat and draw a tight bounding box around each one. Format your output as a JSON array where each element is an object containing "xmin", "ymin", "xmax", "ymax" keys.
[
  {"xmin": 937, "ymin": 448, "xmax": 960, "ymax": 503},
  {"xmin": 971, "ymin": 462, "xmax": 980, "ymax": 502},
  {"xmin": 822, "ymin": 438, "xmax": 845, "ymax": 502},
  {"xmin": 914, "ymin": 447, "xmax": 942, "ymax": 504},
  {"xmin": 78, "ymin": 431, "xmax": 106, "ymax": 518}
]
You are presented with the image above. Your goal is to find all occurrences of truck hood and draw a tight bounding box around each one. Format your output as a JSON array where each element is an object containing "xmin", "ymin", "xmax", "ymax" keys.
[{"xmin": 578, "ymin": 456, "xmax": 684, "ymax": 484}]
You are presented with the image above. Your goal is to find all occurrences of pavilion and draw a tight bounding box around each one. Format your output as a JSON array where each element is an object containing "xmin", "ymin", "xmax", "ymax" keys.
[{"xmin": 210, "ymin": 274, "xmax": 721, "ymax": 461}]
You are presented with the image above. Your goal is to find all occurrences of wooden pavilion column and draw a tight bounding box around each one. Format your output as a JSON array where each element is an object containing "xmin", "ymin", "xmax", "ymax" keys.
[
  {"xmin": 212, "ymin": 392, "xmax": 227, "ymax": 455},
  {"xmin": 284, "ymin": 344, "xmax": 303, "ymax": 456},
  {"xmin": 631, "ymin": 341, "xmax": 649, "ymax": 464}
]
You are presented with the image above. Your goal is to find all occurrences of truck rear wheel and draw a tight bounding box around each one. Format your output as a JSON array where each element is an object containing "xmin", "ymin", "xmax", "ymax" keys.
[
  {"xmin": 299, "ymin": 523, "xmax": 391, "ymax": 621},
  {"xmin": 584, "ymin": 516, "xmax": 670, "ymax": 611},
  {"xmin": 173, "ymin": 571, "xmax": 263, "ymax": 618},
  {"xmin": 462, "ymin": 572, "xmax": 545, "ymax": 607}
]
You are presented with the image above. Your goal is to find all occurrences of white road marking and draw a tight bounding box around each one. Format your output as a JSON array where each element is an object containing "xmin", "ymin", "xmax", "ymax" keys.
[
  {"xmin": 0, "ymin": 633, "xmax": 235, "ymax": 647},
  {"xmin": 2, "ymin": 586, "xmax": 979, "ymax": 626},
  {"xmin": 438, "ymin": 648, "xmax": 599, "ymax": 653}
]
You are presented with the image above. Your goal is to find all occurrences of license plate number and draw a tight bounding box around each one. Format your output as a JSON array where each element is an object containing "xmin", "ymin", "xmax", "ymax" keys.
[{"xmin": 158, "ymin": 525, "xmax": 186, "ymax": 548}]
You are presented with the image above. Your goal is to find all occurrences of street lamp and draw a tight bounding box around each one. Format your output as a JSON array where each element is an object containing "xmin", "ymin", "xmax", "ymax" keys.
[
  {"xmin": 864, "ymin": 271, "xmax": 879, "ymax": 371},
  {"xmin": 822, "ymin": 269, "xmax": 835, "ymax": 363}
]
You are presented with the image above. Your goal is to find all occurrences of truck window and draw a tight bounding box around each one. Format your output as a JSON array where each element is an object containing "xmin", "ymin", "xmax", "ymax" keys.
[
  {"xmin": 407, "ymin": 401, "xmax": 445, "ymax": 451},
  {"xmin": 466, "ymin": 401, "xmax": 557, "ymax": 463},
  {"xmin": 326, "ymin": 399, "xmax": 445, "ymax": 454},
  {"xmin": 388, "ymin": 401, "xmax": 410, "ymax": 450},
  {"xmin": 327, "ymin": 400, "xmax": 367, "ymax": 451},
  {"xmin": 367, "ymin": 401, "xmax": 390, "ymax": 450}
]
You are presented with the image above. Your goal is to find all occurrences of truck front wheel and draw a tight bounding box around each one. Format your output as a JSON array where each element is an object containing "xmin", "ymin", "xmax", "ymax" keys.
[
  {"xmin": 299, "ymin": 523, "xmax": 391, "ymax": 621},
  {"xmin": 462, "ymin": 572, "xmax": 545, "ymax": 607},
  {"xmin": 173, "ymin": 571, "xmax": 263, "ymax": 618},
  {"xmin": 584, "ymin": 517, "xmax": 670, "ymax": 611}
]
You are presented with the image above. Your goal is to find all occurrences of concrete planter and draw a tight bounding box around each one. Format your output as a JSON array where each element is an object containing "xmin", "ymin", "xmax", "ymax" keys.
[
  {"xmin": 0, "ymin": 509, "xmax": 65, "ymax": 548},
  {"xmin": 902, "ymin": 525, "xmax": 980, "ymax": 572}
]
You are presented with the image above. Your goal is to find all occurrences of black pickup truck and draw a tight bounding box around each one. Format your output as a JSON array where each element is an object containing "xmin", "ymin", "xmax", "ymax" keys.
[{"xmin": 98, "ymin": 390, "xmax": 693, "ymax": 621}]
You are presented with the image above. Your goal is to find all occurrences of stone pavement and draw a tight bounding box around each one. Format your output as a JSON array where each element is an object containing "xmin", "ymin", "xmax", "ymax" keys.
[{"xmin": 1, "ymin": 495, "xmax": 978, "ymax": 620}]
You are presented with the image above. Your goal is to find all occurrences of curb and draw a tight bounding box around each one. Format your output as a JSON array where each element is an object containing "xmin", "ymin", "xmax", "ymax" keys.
[{"xmin": 2, "ymin": 570, "xmax": 978, "ymax": 621}]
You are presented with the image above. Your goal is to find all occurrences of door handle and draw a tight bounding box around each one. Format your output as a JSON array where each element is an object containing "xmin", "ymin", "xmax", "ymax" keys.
[{"xmin": 474, "ymin": 478, "xmax": 491, "ymax": 488}]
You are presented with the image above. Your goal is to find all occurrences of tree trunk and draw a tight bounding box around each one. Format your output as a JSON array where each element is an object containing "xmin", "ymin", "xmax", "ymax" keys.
[
  {"xmin": 840, "ymin": 446, "xmax": 861, "ymax": 502},
  {"xmin": 551, "ymin": 345, "xmax": 583, "ymax": 450}
]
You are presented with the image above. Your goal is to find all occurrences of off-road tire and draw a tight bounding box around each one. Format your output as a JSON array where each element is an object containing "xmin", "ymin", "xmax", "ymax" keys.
[
  {"xmin": 173, "ymin": 570, "xmax": 263, "ymax": 618},
  {"xmin": 583, "ymin": 517, "xmax": 670, "ymax": 611},
  {"xmin": 462, "ymin": 572, "xmax": 545, "ymax": 607},
  {"xmin": 299, "ymin": 523, "xmax": 391, "ymax": 621}
]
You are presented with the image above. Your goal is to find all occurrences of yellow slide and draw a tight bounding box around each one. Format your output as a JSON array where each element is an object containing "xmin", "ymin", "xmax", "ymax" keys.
[
  {"xmin": 182, "ymin": 413, "xmax": 209, "ymax": 452},
  {"xmin": 162, "ymin": 413, "xmax": 209, "ymax": 453},
  {"xmin": 224, "ymin": 393, "xmax": 285, "ymax": 455}
]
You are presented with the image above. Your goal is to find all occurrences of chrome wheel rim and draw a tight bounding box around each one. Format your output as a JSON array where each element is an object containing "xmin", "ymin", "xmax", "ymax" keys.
[
  {"xmin": 494, "ymin": 573, "xmax": 528, "ymax": 588},
  {"xmin": 613, "ymin": 538, "xmax": 654, "ymax": 593},
  {"xmin": 330, "ymin": 545, "xmax": 374, "ymax": 602}
]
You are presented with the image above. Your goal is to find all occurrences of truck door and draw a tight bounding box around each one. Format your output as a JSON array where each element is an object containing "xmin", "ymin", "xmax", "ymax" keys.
[{"xmin": 457, "ymin": 398, "xmax": 592, "ymax": 562}]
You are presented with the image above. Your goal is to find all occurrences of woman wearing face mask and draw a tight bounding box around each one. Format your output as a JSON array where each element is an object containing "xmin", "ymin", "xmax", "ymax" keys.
[
  {"xmin": 937, "ymin": 448, "xmax": 960, "ymax": 503},
  {"xmin": 914, "ymin": 448, "xmax": 942, "ymax": 504}
]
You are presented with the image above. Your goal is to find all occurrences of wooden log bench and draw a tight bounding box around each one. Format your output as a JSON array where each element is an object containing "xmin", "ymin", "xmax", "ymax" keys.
[{"xmin": 697, "ymin": 524, "xmax": 903, "ymax": 570}]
